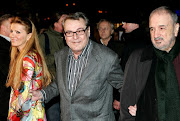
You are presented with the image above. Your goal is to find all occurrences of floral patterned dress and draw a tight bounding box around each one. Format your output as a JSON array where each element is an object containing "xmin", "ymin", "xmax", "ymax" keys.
[{"xmin": 7, "ymin": 50, "xmax": 47, "ymax": 121}]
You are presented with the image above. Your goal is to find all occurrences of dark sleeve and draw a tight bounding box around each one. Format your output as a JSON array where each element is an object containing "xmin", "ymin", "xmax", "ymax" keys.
[
  {"xmin": 113, "ymin": 88, "xmax": 120, "ymax": 101},
  {"xmin": 119, "ymin": 51, "xmax": 138, "ymax": 121},
  {"xmin": 0, "ymin": 51, "xmax": 10, "ymax": 80}
]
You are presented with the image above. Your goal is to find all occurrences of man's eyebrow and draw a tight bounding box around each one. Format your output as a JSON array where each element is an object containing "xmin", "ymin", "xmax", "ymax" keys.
[
  {"xmin": 77, "ymin": 27, "xmax": 85, "ymax": 30},
  {"xmin": 159, "ymin": 25, "xmax": 167, "ymax": 27},
  {"xmin": 149, "ymin": 26, "xmax": 154, "ymax": 29},
  {"xmin": 149, "ymin": 25, "xmax": 167, "ymax": 29}
]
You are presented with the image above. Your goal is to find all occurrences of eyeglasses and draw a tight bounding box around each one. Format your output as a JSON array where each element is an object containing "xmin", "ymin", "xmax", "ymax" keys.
[{"xmin": 64, "ymin": 26, "xmax": 88, "ymax": 37}]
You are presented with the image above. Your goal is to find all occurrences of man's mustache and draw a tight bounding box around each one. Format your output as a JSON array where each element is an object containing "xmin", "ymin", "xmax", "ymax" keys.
[{"xmin": 154, "ymin": 37, "xmax": 164, "ymax": 41}]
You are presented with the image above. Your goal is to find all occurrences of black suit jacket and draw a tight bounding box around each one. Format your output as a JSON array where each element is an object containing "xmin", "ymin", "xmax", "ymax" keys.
[
  {"xmin": 0, "ymin": 36, "xmax": 11, "ymax": 117},
  {"xmin": 120, "ymin": 45, "xmax": 156, "ymax": 121}
]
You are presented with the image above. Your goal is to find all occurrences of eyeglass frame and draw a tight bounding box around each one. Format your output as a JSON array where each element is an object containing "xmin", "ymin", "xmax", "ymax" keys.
[{"xmin": 64, "ymin": 26, "xmax": 89, "ymax": 37}]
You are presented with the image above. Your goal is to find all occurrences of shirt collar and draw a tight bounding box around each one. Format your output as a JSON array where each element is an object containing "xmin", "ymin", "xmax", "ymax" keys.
[
  {"xmin": 68, "ymin": 40, "xmax": 91, "ymax": 59},
  {"xmin": 0, "ymin": 34, "xmax": 11, "ymax": 42},
  {"xmin": 100, "ymin": 36, "xmax": 112, "ymax": 45}
]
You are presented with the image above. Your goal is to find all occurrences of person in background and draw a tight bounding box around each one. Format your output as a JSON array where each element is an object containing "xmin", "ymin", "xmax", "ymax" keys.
[
  {"xmin": 38, "ymin": 11, "xmax": 67, "ymax": 121},
  {"xmin": 0, "ymin": 13, "xmax": 14, "ymax": 121},
  {"xmin": 97, "ymin": 19, "xmax": 114, "ymax": 46},
  {"xmin": 97, "ymin": 19, "xmax": 124, "ymax": 120},
  {"xmin": 39, "ymin": 11, "xmax": 67, "ymax": 78},
  {"xmin": 6, "ymin": 16, "xmax": 51, "ymax": 121},
  {"xmin": 120, "ymin": 6, "xmax": 180, "ymax": 121},
  {"xmin": 30, "ymin": 12, "xmax": 124, "ymax": 121},
  {"xmin": 97, "ymin": 19, "xmax": 124, "ymax": 59},
  {"xmin": 120, "ymin": 10, "xmax": 150, "ymax": 71}
]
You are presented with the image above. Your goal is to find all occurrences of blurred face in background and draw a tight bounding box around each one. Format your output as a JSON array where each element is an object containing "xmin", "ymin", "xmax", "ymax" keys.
[
  {"xmin": 122, "ymin": 22, "xmax": 139, "ymax": 33},
  {"xmin": 54, "ymin": 14, "xmax": 68, "ymax": 33},
  {"xmin": 1, "ymin": 18, "xmax": 12, "ymax": 37},
  {"xmin": 98, "ymin": 21, "xmax": 114, "ymax": 40},
  {"xmin": 63, "ymin": 18, "xmax": 90, "ymax": 56},
  {"xmin": 149, "ymin": 11, "xmax": 179, "ymax": 52}
]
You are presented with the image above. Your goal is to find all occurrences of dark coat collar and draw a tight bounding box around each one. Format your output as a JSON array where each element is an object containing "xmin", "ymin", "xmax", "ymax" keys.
[{"xmin": 140, "ymin": 44, "xmax": 155, "ymax": 62}]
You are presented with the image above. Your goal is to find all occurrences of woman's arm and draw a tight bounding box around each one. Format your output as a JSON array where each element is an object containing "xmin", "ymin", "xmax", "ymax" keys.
[{"xmin": 17, "ymin": 54, "xmax": 41, "ymax": 109}]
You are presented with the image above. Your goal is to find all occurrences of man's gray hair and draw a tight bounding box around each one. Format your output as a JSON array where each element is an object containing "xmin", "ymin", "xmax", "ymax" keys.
[
  {"xmin": 149, "ymin": 6, "xmax": 178, "ymax": 24},
  {"xmin": 62, "ymin": 12, "xmax": 89, "ymax": 27},
  {"xmin": 97, "ymin": 19, "xmax": 114, "ymax": 30}
]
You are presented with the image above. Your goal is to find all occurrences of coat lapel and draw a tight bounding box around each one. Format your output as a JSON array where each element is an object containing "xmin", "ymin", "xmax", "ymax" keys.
[
  {"xmin": 75, "ymin": 41, "xmax": 100, "ymax": 91},
  {"xmin": 58, "ymin": 48, "xmax": 71, "ymax": 95}
]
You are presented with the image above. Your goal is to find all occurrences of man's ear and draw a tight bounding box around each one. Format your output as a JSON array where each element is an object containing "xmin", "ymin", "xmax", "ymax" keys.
[
  {"xmin": 87, "ymin": 26, "xmax": 90, "ymax": 37},
  {"xmin": 54, "ymin": 22, "xmax": 58, "ymax": 28},
  {"xmin": 1, "ymin": 25, "xmax": 5, "ymax": 32},
  {"xmin": 175, "ymin": 23, "xmax": 179, "ymax": 37},
  {"xmin": 111, "ymin": 29, "xmax": 114, "ymax": 35}
]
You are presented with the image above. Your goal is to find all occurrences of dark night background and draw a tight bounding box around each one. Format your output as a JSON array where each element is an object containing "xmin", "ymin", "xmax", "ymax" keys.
[{"xmin": 1, "ymin": 0, "xmax": 179, "ymax": 32}]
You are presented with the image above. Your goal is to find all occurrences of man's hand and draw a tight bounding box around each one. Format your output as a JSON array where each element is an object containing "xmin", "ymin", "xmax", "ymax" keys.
[
  {"xmin": 113, "ymin": 100, "xmax": 120, "ymax": 110},
  {"xmin": 128, "ymin": 104, "xmax": 137, "ymax": 116},
  {"xmin": 29, "ymin": 89, "xmax": 43, "ymax": 101}
]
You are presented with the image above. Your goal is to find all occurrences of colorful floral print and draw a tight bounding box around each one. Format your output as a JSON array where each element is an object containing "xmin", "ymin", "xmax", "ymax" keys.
[{"xmin": 8, "ymin": 50, "xmax": 47, "ymax": 121}]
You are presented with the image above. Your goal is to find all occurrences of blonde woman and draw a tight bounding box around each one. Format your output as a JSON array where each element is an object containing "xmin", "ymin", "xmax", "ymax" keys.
[{"xmin": 6, "ymin": 17, "xmax": 51, "ymax": 121}]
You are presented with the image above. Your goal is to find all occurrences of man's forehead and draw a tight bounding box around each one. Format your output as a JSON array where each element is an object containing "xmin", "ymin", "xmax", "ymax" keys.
[
  {"xmin": 65, "ymin": 18, "xmax": 85, "ymax": 24},
  {"xmin": 150, "ymin": 12, "xmax": 172, "ymax": 21},
  {"xmin": 149, "ymin": 13, "xmax": 173, "ymax": 25},
  {"xmin": 64, "ymin": 19, "xmax": 86, "ymax": 31}
]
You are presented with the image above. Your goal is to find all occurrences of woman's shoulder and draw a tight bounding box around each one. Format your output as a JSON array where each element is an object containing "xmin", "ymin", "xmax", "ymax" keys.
[
  {"xmin": 25, "ymin": 49, "xmax": 40, "ymax": 59},
  {"xmin": 23, "ymin": 50, "xmax": 41, "ymax": 65}
]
